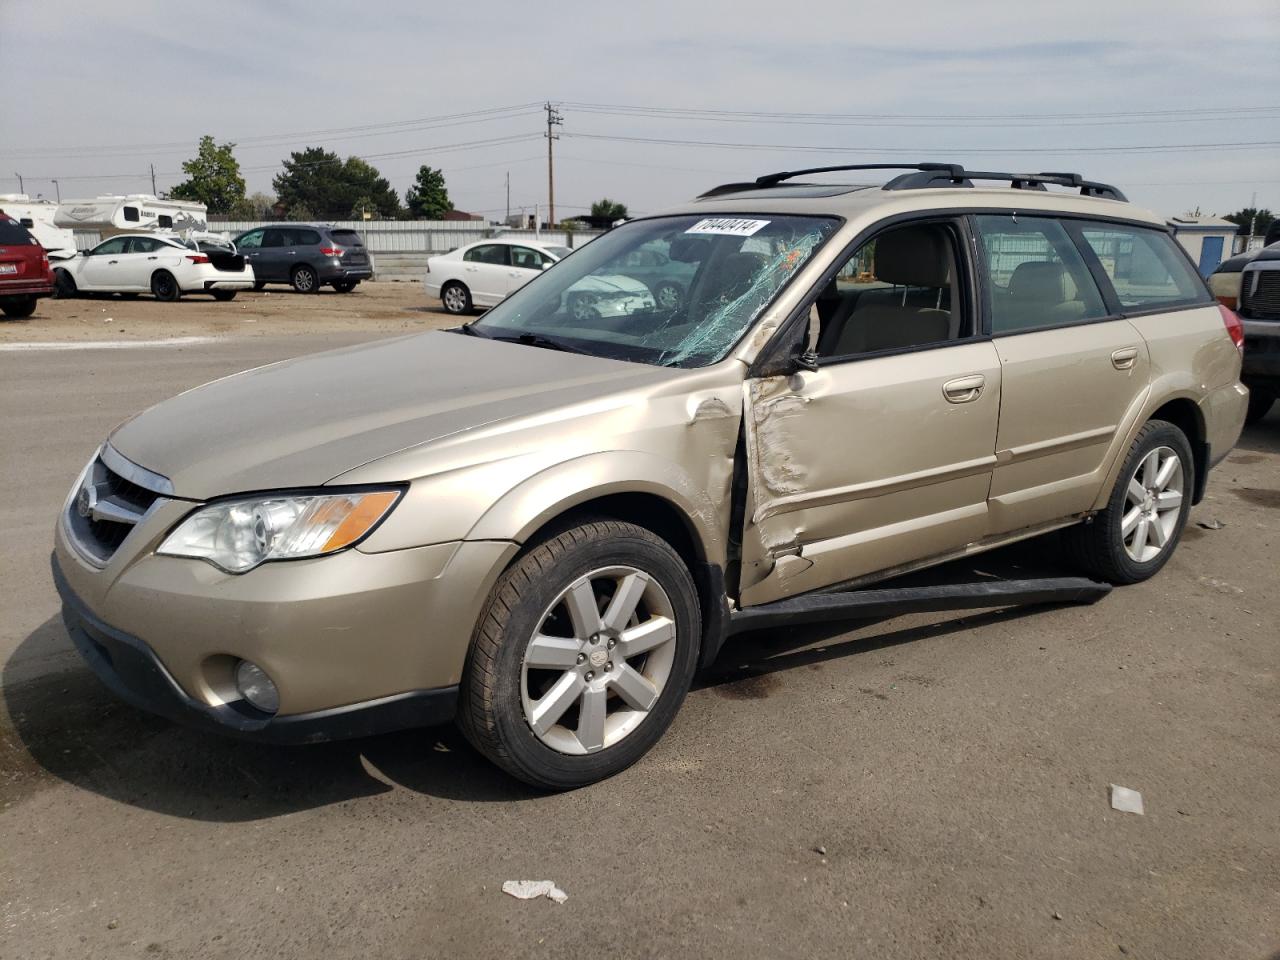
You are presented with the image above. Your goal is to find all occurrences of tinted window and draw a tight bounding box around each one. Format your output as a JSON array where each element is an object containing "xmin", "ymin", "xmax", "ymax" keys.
[
  {"xmin": 157, "ymin": 215, "xmax": 173, "ymax": 228},
  {"xmin": 329, "ymin": 229, "xmax": 364, "ymax": 247},
  {"xmin": 1078, "ymin": 226, "xmax": 1208, "ymax": 309},
  {"xmin": 127, "ymin": 237, "xmax": 163, "ymax": 253},
  {"xmin": 90, "ymin": 237, "xmax": 129, "ymax": 255},
  {"xmin": 510, "ymin": 246, "xmax": 545, "ymax": 270},
  {"xmin": 122, "ymin": 206, "xmax": 140, "ymax": 223},
  {"xmin": 976, "ymin": 216, "xmax": 1108, "ymax": 334},
  {"xmin": 291, "ymin": 229, "xmax": 321, "ymax": 246},
  {"xmin": 465, "ymin": 244, "xmax": 509, "ymax": 265},
  {"xmin": 813, "ymin": 221, "xmax": 967, "ymax": 358},
  {"xmin": 236, "ymin": 229, "xmax": 264, "ymax": 249},
  {"xmin": 262, "ymin": 229, "xmax": 285, "ymax": 248},
  {"xmin": 0, "ymin": 218, "xmax": 34, "ymax": 244}
]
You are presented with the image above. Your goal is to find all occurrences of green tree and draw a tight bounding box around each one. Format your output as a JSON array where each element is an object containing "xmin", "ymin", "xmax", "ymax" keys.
[
  {"xmin": 404, "ymin": 165, "xmax": 452, "ymax": 220},
  {"xmin": 272, "ymin": 147, "xmax": 401, "ymax": 220},
  {"xmin": 590, "ymin": 197, "xmax": 628, "ymax": 221},
  {"xmin": 170, "ymin": 136, "xmax": 246, "ymax": 214},
  {"xmin": 229, "ymin": 191, "xmax": 277, "ymax": 220},
  {"xmin": 1225, "ymin": 207, "xmax": 1274, "ymax": 236}
]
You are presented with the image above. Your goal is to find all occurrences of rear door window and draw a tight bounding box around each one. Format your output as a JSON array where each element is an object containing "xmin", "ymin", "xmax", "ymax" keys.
[
  {"xmin": 465, "ymin": 244, "xmax": 510, "ymax": 265},
  {"xmin": 262, "ymin": 229, "xmax": 285, "ymax": 248},
  {"xmin": 292, "ymin": 229, "xmax": 321, "ymax": 246},
  {"xmin": 974, "ymin": 215, "xmax": 1109, "ymax": 334},
  {"xmin": 1076, "ymin": 225, "xmax": 1209, "ymax": 311}
]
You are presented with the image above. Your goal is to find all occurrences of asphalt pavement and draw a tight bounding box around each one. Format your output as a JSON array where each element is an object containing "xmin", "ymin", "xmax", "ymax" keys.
[{"xmin": 2, "ymin": 329, "xmax": 1278, "ymax": 959}]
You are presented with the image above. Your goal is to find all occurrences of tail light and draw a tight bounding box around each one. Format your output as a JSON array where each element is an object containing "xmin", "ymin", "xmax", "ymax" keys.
[
  {"xmin": 1219, "ymin": 303, "xmax": 1245, "ymax": 353},
  {"xmin": 319, "ymin": 246, "xmax": 344, "ymax": 257},
  {"xmin": 186, "ymin": 254, "xmax": 210, "ymax": 265}
]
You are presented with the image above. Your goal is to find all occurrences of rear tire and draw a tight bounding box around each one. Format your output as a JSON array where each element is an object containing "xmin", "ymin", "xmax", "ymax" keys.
[
  {"xmin": 1244, "ymin": 389, "xmax": 1275, "ymax": 425},
  {"xmin": 53, "ymin": 269, "xmax": 77, "ymax": 299},
  {"xmin": 441, "ymin": 281, "xmax": 471, "ymax": 315},
  {"xmin": 458, "ymin": 519, "xmax": 700, "ymax": 790},
  {"xmin": 1, "ymin": 296, "xmax": 37, "ymax": 318},
  {"xmin": 291, "ymin": 264, "xmax": 318, "ymax": 294},
  {"xmin": 211, "ymin": 290, "xmax": 237, "ymax": 302},
  {"xmin": 150, "ymin": 271, "xmax": 180, "ymax": 302},
  {"xmin": 1062, "ymin": 419, "xmax": 1193, "ymax": 585}
]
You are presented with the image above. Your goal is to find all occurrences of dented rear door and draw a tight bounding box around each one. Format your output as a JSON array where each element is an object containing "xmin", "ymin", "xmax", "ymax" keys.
[{"xmin": 738, "ymin": 342, "xmax": 1002, "ymax": 605}]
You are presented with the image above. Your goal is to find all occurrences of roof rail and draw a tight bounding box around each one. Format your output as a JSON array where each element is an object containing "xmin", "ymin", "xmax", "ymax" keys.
[{"xmin": 698, "ymin": 162, "xmax": 1127, "ymax": 202}]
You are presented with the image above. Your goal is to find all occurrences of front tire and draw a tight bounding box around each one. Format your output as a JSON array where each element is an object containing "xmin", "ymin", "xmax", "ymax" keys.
[
  {"xmin": 291, "ymin": 265, "xmax": 319, "ymax": 294},
  {"xmin": 1, "ymin": 296, "xmax": 37, "ymax": 318},
  {"xmin": 441, "ymin": 281, "xmax": 471, "ymax": 315},
  {"xmin": 458, "ymin": 519, "xmax": 700, "ymax": 790},
  {"xmin": 211, "ymin": 290, "xmax": 237, "ymax": 302},
  {"xmin": 150, "ymin": 271, "xmax": 180, "ymax": 302},
  {"xmin": 1062, "ymin": 419, "xmax": 1193, "ymax": 584}
]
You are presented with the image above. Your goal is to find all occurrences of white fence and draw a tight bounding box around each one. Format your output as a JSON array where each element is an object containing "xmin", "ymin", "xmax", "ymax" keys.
[{"xmin": 205, "ymin": 219, "xmax": 602, "ymax": 254}]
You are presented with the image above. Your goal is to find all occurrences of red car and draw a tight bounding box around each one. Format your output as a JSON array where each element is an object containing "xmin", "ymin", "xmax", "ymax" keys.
[{"xmin": 0, "ymin": 213, "xmax": 55, "ymax": 318}]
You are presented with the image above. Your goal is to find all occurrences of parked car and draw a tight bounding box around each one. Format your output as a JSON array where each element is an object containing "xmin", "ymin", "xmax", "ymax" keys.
[
  {"xmin": 1210, "ymin": 240, "xmax": 1280, "ymax": 423},
  {"xmin": 54, "ymin": 163, "xmax": 1248, "ymax": 790},
  {"xmin": 232, "ymin": 223, "xmax": 372, "ymax": 293},
  {"xmin": 52, "ymin": 233, "xmax": 254, "ymax": 302},
  {"xmin": 425, "ymin": 238, "xmax": 572, "ymax": 313},
  {"xmin": 611, "ymin": 240, "xmax": 698, "ymax": 309},
  {"xmin": 0, "ymin": 214, "xmax": 55, "ymax": 317}
]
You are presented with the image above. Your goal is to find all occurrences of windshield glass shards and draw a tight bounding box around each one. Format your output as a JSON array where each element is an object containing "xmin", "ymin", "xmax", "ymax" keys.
[{"xmin": 469, "ymin": 214, "xmax": 837, "ymax": 367}]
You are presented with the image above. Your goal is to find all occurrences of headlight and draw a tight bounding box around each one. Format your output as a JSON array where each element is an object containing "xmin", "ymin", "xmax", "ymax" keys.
[{"xmin": 157, "ymin": 489, "xmax": 401, "ymax": 573}]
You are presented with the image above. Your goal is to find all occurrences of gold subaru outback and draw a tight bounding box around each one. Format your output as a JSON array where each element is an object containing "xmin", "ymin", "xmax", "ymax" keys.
[{"xmin": 54, "ymin": 164, "xmax": 1249, "ymax": 788}]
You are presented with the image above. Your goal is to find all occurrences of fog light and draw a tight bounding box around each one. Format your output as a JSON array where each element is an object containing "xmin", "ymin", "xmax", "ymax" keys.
[{"xmin": 235, "ymin": 660, "xmax": 279, "ymax": 714}]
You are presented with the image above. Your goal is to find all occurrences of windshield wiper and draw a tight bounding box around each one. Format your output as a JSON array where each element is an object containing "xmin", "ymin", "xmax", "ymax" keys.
[
  {"xmin": 492, "ymin": 332, "xmax": 593, "ymax": 356},
  {"xmin": 451, "ymin": 322, "xmax": 491, "ymax": 338}
]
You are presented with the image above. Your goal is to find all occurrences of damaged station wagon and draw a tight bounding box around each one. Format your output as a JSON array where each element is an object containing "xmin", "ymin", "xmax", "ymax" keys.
[{"xmin": 55, "ymin": 163, "xmax": 1249, "ymax": 789}]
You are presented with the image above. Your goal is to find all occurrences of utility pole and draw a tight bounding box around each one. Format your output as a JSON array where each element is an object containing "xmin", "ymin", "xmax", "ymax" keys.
[
  {"xmin": 150, "ymin": 163, "xmax": 157, "ymax": 196},
  {"xmin": 52, "ymin": 179, "xmax": 60, "ymax": 203},
  {"xmin": 544, "ymin": 102, "xmax": 562, "ymax": 229},
  {"xmin": 1248, "ymin": 190, "xmax": 1257, "ymax": 250},
  {"xmin": 13, "ymin": 172, "xmax": 23, "ymax": 193},
  {"xmin": 505, "ymin": 170, "xmax": 510, "ymax": 224}
]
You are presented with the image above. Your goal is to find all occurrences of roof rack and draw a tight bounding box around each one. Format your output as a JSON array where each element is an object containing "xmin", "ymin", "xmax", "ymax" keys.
[{"xmin": 698, "ymin": 162, "xmax": 1127, "ymax": 202}]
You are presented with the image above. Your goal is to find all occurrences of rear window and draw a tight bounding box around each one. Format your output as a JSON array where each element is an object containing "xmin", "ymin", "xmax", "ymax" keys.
[
  {"xmin": 329, "ymin": 230, "xmax": 364, "ymax": 247},
  {"xmin": 1078, "ymin": 226, "xmax": 1209, "ymax": 310},
  {"xmin": 0, "ymin": 218, "xmax": 35, "ymax": 244}
]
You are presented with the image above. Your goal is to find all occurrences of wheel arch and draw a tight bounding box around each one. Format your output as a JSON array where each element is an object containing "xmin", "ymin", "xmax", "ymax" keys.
[{"xmin": 1091, "ymin": 387, "xmax": 1209, "ymax": 511}]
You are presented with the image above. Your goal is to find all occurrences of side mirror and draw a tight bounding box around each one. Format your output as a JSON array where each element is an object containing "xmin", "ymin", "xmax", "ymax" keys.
[{"xmin": 542, "ymin": 262, "xmax": 552, "ymax": 270}]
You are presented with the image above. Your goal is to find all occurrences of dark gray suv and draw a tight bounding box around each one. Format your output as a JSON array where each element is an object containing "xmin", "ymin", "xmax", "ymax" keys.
[{"xmin": 232, "ymin": 223, "xmax": 373, "ymax": 293}]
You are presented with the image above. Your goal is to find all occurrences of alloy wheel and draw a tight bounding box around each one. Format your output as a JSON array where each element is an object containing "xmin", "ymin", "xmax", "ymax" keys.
[
  {"xmin": 1121, "ymin": 445, "xmax": 1183, "ymax": 562},
  {"xmin": 443, "ymin": 285, "xmax": 467, "ymax": 313},
  {"xmin": 520, "ymin": 565, "xmax": 678, "ymax": 756}
]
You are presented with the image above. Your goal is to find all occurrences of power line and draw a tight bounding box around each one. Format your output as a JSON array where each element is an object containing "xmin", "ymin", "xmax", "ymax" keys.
[
  {"xmin": 562, "ymin": 131, "xmax": 1280, "ymax": 155},
  {"xmin": 0, "ymin": 103, "xmax": 545, "ymax": 160}
]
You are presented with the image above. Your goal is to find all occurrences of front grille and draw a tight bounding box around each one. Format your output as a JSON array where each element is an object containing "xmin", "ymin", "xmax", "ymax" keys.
[
  {"xmin": 1241, "ymin": 269, "xmax": 1280, "ymax": 321},
  {"xmin": 66, "ymin": 449, "xmax": 167, "ymax": 565}
]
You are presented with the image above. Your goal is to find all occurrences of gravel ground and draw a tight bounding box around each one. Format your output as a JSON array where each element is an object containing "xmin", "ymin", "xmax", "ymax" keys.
[{"xmin": 1, "ymin": 293, "xmax": 1277, "ymax": 959}]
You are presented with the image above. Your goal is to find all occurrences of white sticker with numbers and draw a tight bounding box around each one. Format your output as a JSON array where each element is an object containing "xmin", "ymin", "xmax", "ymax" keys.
[{"xmin": 684, "ymin": 218, "xmax": 771, "ymax": 237}]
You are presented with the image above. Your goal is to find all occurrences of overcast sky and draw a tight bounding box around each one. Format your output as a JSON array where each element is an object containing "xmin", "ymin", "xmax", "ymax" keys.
[{"xmin": 2, "ymin": 0, "xmax": 1277, "ymax": 220}]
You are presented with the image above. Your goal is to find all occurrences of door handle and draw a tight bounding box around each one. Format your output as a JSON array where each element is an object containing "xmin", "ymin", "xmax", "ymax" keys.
[
  {"xmin": 147, "ymin": 256, "xmax": 157, "ymax": 261},
  {"xmin": 1111, "ymin": 347, "xmax": 1139, "ymax": 370},
  {"xmin": 107, "ymin": 259, "xmax": 118, "ymax": 265},
  {"xmin": 943, "ymin": 374, "xmax": 986, "ymax": 404}
]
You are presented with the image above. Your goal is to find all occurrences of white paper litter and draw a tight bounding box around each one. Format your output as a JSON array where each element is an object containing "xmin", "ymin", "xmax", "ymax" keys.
[
  {"xmin": 1109, "ymin": 784, "xmax": 1145, "ymax": 815},
  {"xmin": 502, "ymin": 880, "xmax": 568, "ymax": 904}
]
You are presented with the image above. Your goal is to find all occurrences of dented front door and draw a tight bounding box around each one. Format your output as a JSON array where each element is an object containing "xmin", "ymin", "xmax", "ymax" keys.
[{"xmin": 739, "ymin": 342, "xmax": 1003, "ymax": 605}]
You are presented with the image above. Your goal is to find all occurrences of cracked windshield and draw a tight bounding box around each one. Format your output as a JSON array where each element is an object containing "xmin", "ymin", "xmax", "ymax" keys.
[{"xmin": 468, "ymin": 215, "xmax": 837, "ymax": 367}]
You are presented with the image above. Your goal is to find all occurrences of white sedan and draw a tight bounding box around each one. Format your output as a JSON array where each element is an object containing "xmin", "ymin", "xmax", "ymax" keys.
[
  {"xmin": 53, "ymin": 233, "xmax": 255, "ymax": 302},
  {"xmin": 425, "ymin": 238, "xmax": 572, "ymax": 314}
]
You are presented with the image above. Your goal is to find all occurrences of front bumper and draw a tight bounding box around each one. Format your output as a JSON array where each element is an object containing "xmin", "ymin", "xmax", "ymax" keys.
[
  {"xmin": 54, "ymin": 501, "xmax": 518, "ymax": 741},
  {"xmin": 55, "ymin": 557, "xmax": 458, "ymax": 743},
  {"xmin": 1242, "ymin": 320, "xmax": 1280, "ymax": 380}
]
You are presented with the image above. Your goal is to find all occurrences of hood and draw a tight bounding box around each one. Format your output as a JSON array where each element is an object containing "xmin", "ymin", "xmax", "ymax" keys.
[{"xmin": 109, "ymin": 331, "xmax": 677, "ymax": 499}]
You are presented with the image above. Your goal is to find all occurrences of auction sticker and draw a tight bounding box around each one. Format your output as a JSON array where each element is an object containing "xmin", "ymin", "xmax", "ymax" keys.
[{"xmin": 684, "ymin": 218, "xmax": 770, "ymax": 237}]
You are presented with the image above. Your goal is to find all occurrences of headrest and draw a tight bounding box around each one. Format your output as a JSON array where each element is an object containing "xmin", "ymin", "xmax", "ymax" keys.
[
  {"xmin": 1008, "ymin": 261, "xmax": 1078, "ymax": 303},
  {"xmin": 874, "ymin": 224, "xmax": 952, "ymax": 288}
]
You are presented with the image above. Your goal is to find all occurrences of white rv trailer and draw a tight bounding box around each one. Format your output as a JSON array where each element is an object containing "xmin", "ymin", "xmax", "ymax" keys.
[
  {"xmin": 0, "ymin": 194, "xmax": 78, "ymax": 259},
  {"xmin": 53, "ymin": 195, "xmax": 208, "ymax": 237}
]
